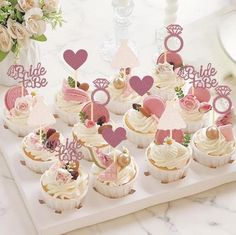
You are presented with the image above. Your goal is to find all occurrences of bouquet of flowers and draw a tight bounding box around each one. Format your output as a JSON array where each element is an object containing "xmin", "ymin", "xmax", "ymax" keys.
[{"xmin": 0, "ymin": 0, "xmax": 63, "ymax": 61}]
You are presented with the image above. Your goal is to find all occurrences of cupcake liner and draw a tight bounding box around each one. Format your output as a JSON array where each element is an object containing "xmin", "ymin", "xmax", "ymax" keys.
[
  {"xmin": 149, "ymin": 86, "xmax": 175, "ymax": 101},
  {"xmin": 123, "ymin": 120, "xmax": 155, "ymax": 148},
  {"xmin": 3, "ymin": 115, "xmax": 32, "ymax": 137},
  {"xmin": 107, "ymin": 99, "xmax": 133, "ymax": 115},
  {"xmin": 54, "ymin": 104, "xmax": 81, "ymax": 126},
  {"xmin": 93, "ymin": 163, "xmax": 139, "ymax": 198},
  {"xmin": 191, "ymin": 139, "xmax": 236, "ymax": 168},
  {"xmin": 146, "ymin": 147, "xmax": 192, "ymax": 183},
  {"xmin": 21, "ymin": 148, "xmax": 57, "ymax": 174},
  {"xmin": 40, "ymin": 168, "xmax": 89, "ymax": 211}
]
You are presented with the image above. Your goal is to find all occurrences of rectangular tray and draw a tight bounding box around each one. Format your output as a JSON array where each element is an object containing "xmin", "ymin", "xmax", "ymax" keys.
[{"xmin": 1, "ymin": 115, "xmax": 236, "ymax": 235}]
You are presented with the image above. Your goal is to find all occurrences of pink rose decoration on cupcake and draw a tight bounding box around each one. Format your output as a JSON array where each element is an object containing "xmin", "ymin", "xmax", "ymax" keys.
[
  {"xmin": 179, "ymin": 94, "xmax": 200, "ymax": 112},
  {"xmin": 13, "ymin": 96, "xmax": 33, "ymax": 115},
  {"xmin": 85, "ymin": 119, "xmax": 96, "ymax": 128},
  {"xmin": 198, "ymin": 102, "xmax": 212, "ymax": 113}
]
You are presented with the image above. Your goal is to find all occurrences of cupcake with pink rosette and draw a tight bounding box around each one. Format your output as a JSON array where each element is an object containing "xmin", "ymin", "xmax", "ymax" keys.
[
  {"xmin": 55, "ymin": 77, "xmax": 90, "ymax": 126},
  {"xmin": 21, "ymin": 127, "xmax": 63, "ymax": 173},
  {"xmin": 3, "ymin": 85, "xmax": 36, "ymax": 137},
  {"xmin": 179, "ymin": 87, "xmax": 212, "ymax": 133},
  {"xmin": 91, "ymin": 147, "xmax": 138, "ymax": 198},
  {"xmin": 40, "ymin": 161, "xmax": 89, "ymax": 212}
]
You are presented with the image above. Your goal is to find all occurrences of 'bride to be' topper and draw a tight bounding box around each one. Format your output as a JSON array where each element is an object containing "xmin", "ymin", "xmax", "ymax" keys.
[{"xmin": 7, "ymin": 62, "xmax": 48, "ymax": 88}]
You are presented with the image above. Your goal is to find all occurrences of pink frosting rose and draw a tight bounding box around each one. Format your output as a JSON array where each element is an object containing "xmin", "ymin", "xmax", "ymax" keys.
[
  {"xmin": 179, "ymin": 94, "xmax": 200, "ymax": 112},
  {"xmin": 13, "ymin": 95, "xmax": 33, "ymax": 115},
  {"xmin": 85, "ymin": 119, "xmax": 95, "ymax": 128}
]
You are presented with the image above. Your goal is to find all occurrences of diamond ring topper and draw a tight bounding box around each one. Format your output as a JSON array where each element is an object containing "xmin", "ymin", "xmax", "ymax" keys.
[{"xmin": 213, "ymin": 85, "xmax": 232, "ymax": 115}]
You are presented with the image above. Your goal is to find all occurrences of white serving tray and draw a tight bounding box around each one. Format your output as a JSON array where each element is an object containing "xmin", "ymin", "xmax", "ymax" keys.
[{"xmin": 0, "ymin": 114, "xmax": 236, "ymax": 235}]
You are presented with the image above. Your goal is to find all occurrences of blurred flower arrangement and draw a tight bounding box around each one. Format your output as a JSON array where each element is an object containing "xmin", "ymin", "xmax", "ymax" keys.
[{"xmin": 0, "ymin": 0, "xmax": 63, "ymax": 61}]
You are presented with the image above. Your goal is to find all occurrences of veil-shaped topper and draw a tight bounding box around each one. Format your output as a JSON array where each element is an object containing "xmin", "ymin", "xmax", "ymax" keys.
[
  {"xmin": 111, "ymin": 40, "xmax": 139, "ymax": 69},
  {"xmin": 27, "ymin": 96, "xmax": 56, "ymax": 127}
]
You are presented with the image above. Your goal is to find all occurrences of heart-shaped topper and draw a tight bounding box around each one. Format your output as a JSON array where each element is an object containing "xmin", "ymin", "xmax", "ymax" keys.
[
  {"xmin": 129, "ymin": 75, "xmax": 154, "ymax": 96},
  {"xmin": 63, "ymin": 49, "xmax": 88, "ymax": 70},
  {"xmin": 102, "ymin": 127, "xmax": 127, "ymax": 148}
]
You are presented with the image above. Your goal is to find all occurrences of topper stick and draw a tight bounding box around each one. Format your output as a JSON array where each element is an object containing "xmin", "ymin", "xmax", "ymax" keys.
[
  {"xmin": 212, "ymin": 109, "xmax": 215, "ymax": 125},
  {"xmin": 170, "ymin": 129, "xmax": 173, "ymax": 139},
  {"xmin": 39, "ymin": 124, "xmax": 42, "ymax": 143},
  {"xmin": 164, "ymin": 51, "xmax": 167, "ymax": 63},
  {"xmin": 74, "ymin": 70, "xmax": 77, "ymax": 88},
  {"xmin": 91, "ymin": 102, "xmax": 94, "ymax": 122},
  {"xmin": 191, "ymin": 86, "xmax": 194, "ymax": 96}
]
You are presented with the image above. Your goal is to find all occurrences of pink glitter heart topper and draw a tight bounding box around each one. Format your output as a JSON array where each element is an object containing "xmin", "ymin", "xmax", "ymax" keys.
[
  {"xmin": 63, "ymin": 49, "xmax": 88, "ymax": 70},
  {"xmin": 7, "ymin": 63, "xmax": 48, "ymax": 88}
]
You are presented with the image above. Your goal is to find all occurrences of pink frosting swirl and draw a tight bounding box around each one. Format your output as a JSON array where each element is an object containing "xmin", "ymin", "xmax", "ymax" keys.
[
  {"xmin": 179, "ymin": 94, "xmax": 200, "ymax": 112},
  {"xmin": 62, "ymin": 80, "xmax": 90, "ymax": 103}
]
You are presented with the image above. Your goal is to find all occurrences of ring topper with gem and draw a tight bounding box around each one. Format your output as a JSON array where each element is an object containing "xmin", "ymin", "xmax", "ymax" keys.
[
  {"xmin": 43, "ymin": 137, "xmax": 84, "ymax": 163},
  {"xmin": 7, "ymin": 62, "xmax": 48, "ymax": 91},
  {"xmin": 177, "ymin": 63, "xmax": 232, "ymax": 115},
  {"xmin": 157, "ymin": 24, "xmax": 184, "ymax": 69}
]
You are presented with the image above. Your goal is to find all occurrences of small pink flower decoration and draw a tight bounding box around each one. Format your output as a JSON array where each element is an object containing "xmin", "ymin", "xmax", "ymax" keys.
[
  {"xmin": 14, "ymin": 96, "xmax": 33, "ymax": 115},
  {"xmin": 179, "ymin": 94, "xmax": 200, "ymax": 112},
  {"xmin": 56, "ymin": 169, "xmax": 72, "ymax": 184},
  {"xmin": 198, "ymin": 102, "xmax": 212, "ymax": 113},
  {"xmin": 85, "ymin": 119, "xmax": 96, "ymax": 128}
]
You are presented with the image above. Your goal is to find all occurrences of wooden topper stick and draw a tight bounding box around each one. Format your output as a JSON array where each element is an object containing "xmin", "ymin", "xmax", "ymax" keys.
[
  {"xmin": 164, "ymin": 51, "xmax": 167, "ymax": 63},
  {"xmin": 74, "ymin": 70, "xmax": 78, "ymax": 88},
  {"xmin": 39, "ymin": 124, "xmax": 42, "ymax": 143},
  {"xmin": 91, "ymin": 102, "xmax": 94, "ymax": 122},
  {"xmin": 212, "ymin": 109, "xmax": 215, "ymax": 125}
]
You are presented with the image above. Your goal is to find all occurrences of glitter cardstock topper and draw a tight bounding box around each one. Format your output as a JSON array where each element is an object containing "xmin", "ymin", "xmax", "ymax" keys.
[{"xmin": 7, "ymin": 62, "xmax": 48, "ymax": 88}]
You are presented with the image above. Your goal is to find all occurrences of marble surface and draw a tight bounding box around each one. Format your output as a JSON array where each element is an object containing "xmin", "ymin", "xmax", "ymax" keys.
[{"xmin": 1, "ymin": 0, "xmax": 236, "ymax": 234}]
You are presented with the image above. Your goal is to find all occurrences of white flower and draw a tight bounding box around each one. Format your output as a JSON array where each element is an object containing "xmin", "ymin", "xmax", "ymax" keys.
[
  {"xmin": 24, "ymin": 7, "xmax": 46, "ymax": 36},
  {"xmin": 18, "ymin": 0, "xmax": 39, "ymax": 12},
  {"xmin": 0, "ymin": 0, "xmax": 10, "ymax": 7},
  {"xmin": 7, "ymin": 19, "xmax": 30, "ymax": 48},
  {"xmin": 42, "ymin": 0, "xmax": 59, "ymax": 13},
  {"xmin": 0, "ymin": 25, "xmax": 12, "ymax": 52},
  {"xmin": 14, "ymin": 95, "xmax": 34, "ymax": 115}
]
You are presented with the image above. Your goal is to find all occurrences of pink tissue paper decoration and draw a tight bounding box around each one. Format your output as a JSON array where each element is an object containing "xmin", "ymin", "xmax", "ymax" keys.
[
  {"xmin": 63, "ymin": 49, "xmax": 88, "ymax": 70},
  {"xmin": 216, "ymin": 108, "xmax": 234, "ymax": 127},
  {"xmin": 98, "ymin": 162, "xmax": 118, "ymax": 182},
  {"xmin": 102, "ymin": 127, "xmax": 127, "ymax": 148},
  {"xmin": 111, "ymin": 40, "xmax": 139, "ymax": 69},
  {"xmin": 219, "ymin": 124, "xmax": 235, "ymax": 142},
  {"xmin": 156, "ymin": 100, "xmax": 186, "ymax": 131},
  {"xmin": 129, "ymin": 75, "xmax": 154, "ymax": 96},
  {"xmin": 27, "ymin": 96, "xmax": 56, "ymax": 127}
]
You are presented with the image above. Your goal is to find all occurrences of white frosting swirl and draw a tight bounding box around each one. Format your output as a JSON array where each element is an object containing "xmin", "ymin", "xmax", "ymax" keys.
[
  {"xmin": 55, "ymin": 92, "xmax": 86, "ymax": 113},
  {"xmin": 180, "ymin": 108, "xmax": 204, "ymax": 122},
  {"xmin": 4, "ymin": 108, "xmax": 29, "ymax": 125},
  {"xmin": 125, "ymin": 109, "xmax": 158, "ymax": 133},
  {"xmin": 92, "ymin": 149, "xmax": 137, "ymax": 186},
  {"xmin": 42, "ymin": 165, "xmax": 88, "ymax": 199},
  {"xmin": 148, "ymin": 141, "xmax": 190, "ymax": 169},
  {"xmin": 73, "ymin": 122, "xmax": 108, "ymax": 147},
  {"xmin": 22, "ymin": 132, "xmax": 62, "ymax": 161},
  {"xmin": 194, "ymin": 128, "xmax": 236, "ymax": 156},
  {"xmin": 153, "ymin": 66, "xmax": 184, "ymax": 92}
]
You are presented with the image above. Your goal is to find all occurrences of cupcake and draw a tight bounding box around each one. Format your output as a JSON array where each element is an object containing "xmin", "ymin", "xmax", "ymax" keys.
[
  {"xmin": 92, "ymin": 147, "xmax": 138, "ymax": 198},
  {"xmin": 55, "ymin": 77, "xmax": 90, "ymax": 126},
  {"xmin": 123, "ymin": 95, "xmax": 165, "ymax": 148},
  {"xmin": 40, "ymin": 161, "xmax": 89, "ymax": 212},
  {"xmin": 150, "ymin": 62, "xmax": 184, "ymax": 101},
  {"xmin": 72, "ymin": 101, "xmax": 111, "ymax": 161},
  {"xmin": 191, "ymin": 125, "xmax": 236, "ymax": 168},
  {"xmin": 179, "ymin": 91, "xmax": 212, "ymax": 133},
  {"xmin": 107, "ymin": 68, "xmax": 141, "ymax": 115},
  {"xmin": 146, "ymin": 134, "xmax": 192, "ymax": 183},
  {"xmin": 21, "ymin": 127, "xmax": 63, "ymax": 173},
  {"xmin": 3, "ymin": 85, "xmax": 36, "ymax": 137}
]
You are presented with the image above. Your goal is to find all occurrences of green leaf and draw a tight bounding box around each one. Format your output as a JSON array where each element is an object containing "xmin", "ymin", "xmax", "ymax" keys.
[
  {"xmin": 68, "ymin": 76, "xmax": 76, "ymax": 88},
  {"xmin": 8, "ymin": 0, "xmax": 17, "ymax": 6},
  {"xmin": 31, "ymin": 34, "xmax": 47, "ymax": 42},
  {"xmin": 16, "ymin": 10, "xmax": 23, "ymax": 22},
  {"xmin": 0, "ymin": 50, "xmax": 9, "ymax": 62}
]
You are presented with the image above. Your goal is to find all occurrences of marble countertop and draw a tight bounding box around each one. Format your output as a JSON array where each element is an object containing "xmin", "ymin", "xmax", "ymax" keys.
[{"xmin": 1, "ymin": 0, "xmax": 236, "ymax": 234}]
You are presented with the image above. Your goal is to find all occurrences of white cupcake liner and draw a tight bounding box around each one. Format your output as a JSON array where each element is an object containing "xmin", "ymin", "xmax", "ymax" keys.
[
  {"xmin": 21, "ymin": 148, "xmax": 57, "ymax": 174},
  {"xmin": 191, "ymin": 139, "xmax": 236, "ymax": 168},
  {"xmin": 54, "ymin": 104, "xmax": 81, "ymax": 126},
  {"xmin": 79, "ymin": 144, "xmax": 110, "ymax": 162},
  {"xmin": 40, "ymin": 168, "xmax": 89, "ymax": 211},
  {"xmin": 107, "ymin": 99, "xmax": 134, "ymax": 115},
  {"xmin": 123, "ymin": 120, "xmax": 155, "ymax": 148},
  {"xmin": 93, "ymin": 163, "xmax": 139, "ymax": 198},
  {"xmin": 3, "ymin": 115, "xmax": 32, "ymax": 137},
  {"xmin": 149, "ymin": 86, "xmax": 176, "ymax": 101},
  {"xmin": 146, "ymin": 147, "xmax": 192, "ymax": 183}
]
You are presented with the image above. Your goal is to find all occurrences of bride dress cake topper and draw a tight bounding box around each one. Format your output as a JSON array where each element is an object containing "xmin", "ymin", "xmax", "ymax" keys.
[{"xmin": 7, "ymin": 63, "xmax": 48, "ymax": 88}]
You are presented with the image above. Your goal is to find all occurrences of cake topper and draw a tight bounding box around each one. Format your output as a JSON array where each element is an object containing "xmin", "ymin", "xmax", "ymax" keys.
[
  {"xmin": 7, "ymin": 62, "xmax": 48, "ymax": 89},
  {"xmin": 157, "ymin": 24, "xmax": 184, "ymax": 69},
  {"xmin": 102, "ymin": 127, "xmax": 127, "ymax": 148},
  {"xmin": 111, "ymin": 40, "xmax": 139, "ymax": 70},
  {"xmin": 63, "ymin": 49, "xmax": 88, "ymax": 71},
  {"xmin": 129, "ymin": 75, "xmax": 154, "ymax": 96}
]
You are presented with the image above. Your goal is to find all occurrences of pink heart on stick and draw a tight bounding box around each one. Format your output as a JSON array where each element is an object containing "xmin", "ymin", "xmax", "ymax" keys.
[
  {"xmin": 129, "ymin": 75, "xmax": 154, "ymax": 96},
  {"xmin": 102, "ymin": 127, "xmax": 127, "ymax": 148},
  {"xmin": 63, "ymin": 49, "xmax": 88, "ymax": 70}
]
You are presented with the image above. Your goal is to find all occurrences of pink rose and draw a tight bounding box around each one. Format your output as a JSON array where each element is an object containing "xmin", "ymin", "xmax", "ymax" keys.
[
  {"xmin": 14, "ymin": 96, "xmax": 33, "ymax": 114},
  {"xmin": 85, "ymin": 119, "xmax": 95, "ymax": 128},
  {"xmin": 179, "ymin": 94, "xmax": 200, "ymax": 112}
]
